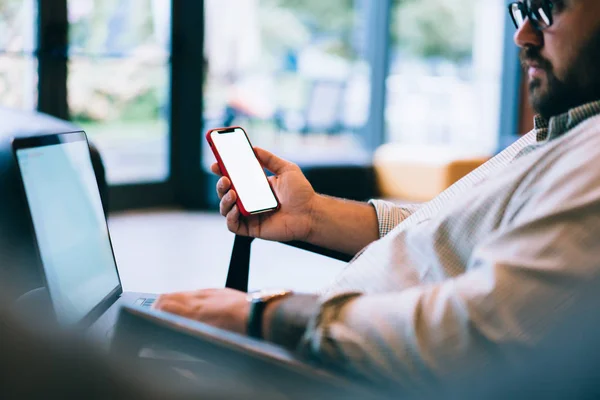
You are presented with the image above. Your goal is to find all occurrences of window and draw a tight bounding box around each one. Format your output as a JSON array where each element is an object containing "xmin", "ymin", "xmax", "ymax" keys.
[
  {"xmin": 0, "ymin": 0, "xmax": 519, "ymax": 211},
  {"xmin": 386, "ymin": 0, "xmax": 506, "ymax": 154},
  {"xmin": 0, "ymin": 0, "xmax": 37, "ymax": 110},
  {"xmin": 68, "ymin": 0, "xmax": 171, "ymax": 184},
  {"xmin": 203, "ymin": 0, "xmax": 371, "ymax": 169}
]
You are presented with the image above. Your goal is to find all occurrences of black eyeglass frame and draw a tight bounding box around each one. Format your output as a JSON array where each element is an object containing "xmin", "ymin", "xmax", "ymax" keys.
[{"xmin": 508, "ymin": 1, "xmax": 555, "ymax": 31}]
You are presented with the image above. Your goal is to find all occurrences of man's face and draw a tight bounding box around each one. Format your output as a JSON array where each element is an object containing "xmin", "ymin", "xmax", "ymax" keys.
[{"xmin": 514, "ymin": 0, "xmax": 600, "ymax": 119}]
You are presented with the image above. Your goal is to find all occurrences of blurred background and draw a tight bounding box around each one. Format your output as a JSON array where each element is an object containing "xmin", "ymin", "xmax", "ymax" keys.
[
  {"xmin": 0, "ymin": 0, "xmax": 528, "ymax": 199},
  {"xmin": 0, "ymin": 0, "xmax": 532, "ymax": 293}
]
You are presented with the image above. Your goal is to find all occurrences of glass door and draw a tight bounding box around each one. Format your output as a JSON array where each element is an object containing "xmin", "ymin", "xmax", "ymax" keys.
[
  {"xmin": 0, "ymin": 0, "xmax": 37, "ymax": 110},
  {"xmin": 68, "ymin": 0, "xmax": 171, "ymax": 184}
]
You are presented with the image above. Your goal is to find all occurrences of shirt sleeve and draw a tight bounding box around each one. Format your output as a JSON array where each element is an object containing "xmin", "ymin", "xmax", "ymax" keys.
[
  {"xmin": 368, "ymin": 200, "xmax": 422, "ymax": 238},
  {"xmin": 297, "ymin": 160, "xmax": 600, "ymax": 388}
]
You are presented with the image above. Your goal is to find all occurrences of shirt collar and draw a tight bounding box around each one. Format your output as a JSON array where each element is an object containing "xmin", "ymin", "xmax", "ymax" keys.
[{"xmin": 533, "ymin": 100, "xmax": 600, "ymax": 143}]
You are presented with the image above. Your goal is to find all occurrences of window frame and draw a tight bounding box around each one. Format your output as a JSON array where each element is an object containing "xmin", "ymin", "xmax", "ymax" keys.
[
  {"xmin": 362, "ymin": 0, "xmax": 392, "ymax": 153},
  {"xmin": 498, "ymin": 1, "xmax": 524, "ymax": 150},
  {"xmin": 37, "ymin": 0, "xmax": 207, "ymax": 211}
]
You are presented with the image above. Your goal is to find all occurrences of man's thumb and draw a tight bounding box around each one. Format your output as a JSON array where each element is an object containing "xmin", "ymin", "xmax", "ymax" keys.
[{"xmin": 254, "ymin": 147, "xmax": 292, "ymax": 175}]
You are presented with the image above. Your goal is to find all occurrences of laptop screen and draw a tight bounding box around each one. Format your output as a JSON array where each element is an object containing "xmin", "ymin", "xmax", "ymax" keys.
[{"xmin": 15, "ymin": 133, "xmax": 120, "ymax": 325}]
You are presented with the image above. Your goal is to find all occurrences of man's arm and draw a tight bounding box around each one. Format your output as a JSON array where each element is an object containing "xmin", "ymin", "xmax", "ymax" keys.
[
  {"xmin": 306, "ymin": 196, "xmax": 421, "ymax": 256},
  {"xmin": 305, "ymin": 195, "xmax": 379, "ymax": 256},
  {"xmin": 213, "ymin": 149, "xmax": 421, "ymax": 257},
  {"xmin": 261, "ymin": 184, "xmax": 600, "ymax": 387}
]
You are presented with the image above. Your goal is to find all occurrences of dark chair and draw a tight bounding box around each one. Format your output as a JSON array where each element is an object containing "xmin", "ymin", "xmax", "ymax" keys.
[
  {"xmin": 0, "ymin": 107, "xmax": 108, "ymax": 300},
  {"xmin": 225, "ymin": 235, "xmax": 352, "ymax": 292}
]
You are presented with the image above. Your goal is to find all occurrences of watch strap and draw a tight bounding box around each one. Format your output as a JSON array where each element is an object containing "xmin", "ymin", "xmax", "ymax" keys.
[
  {"xmin": 247, "ymin": 300, "xmax": 267, "ymax": 339},
  {"xmin": 247, "ymin": 290, "xmax": 292, "ymax": 339}
]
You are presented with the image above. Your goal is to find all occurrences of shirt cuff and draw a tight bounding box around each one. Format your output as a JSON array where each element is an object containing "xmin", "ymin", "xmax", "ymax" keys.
[
  {"xmin": 267, "ymin": 294, "xmax": 321, "ymax": 350},
  {"xmin": 296, "ymin": 292, "xmax": 364, "ymax": 368},
  {"xmin": 269, "ymin": 291, "xmax": 375, "ymax": 378},
  {"xmin": 368, "ymin": 199, "xmax": 420, "ymax": 238}
]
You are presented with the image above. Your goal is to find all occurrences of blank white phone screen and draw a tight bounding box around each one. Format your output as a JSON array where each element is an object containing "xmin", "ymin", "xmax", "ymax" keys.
[{"xmin": 211, "ymin": 128, "xmax": 278, "ymax": 213}]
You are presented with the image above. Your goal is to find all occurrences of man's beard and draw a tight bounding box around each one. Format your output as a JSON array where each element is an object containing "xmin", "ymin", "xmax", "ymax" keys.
[{"xmin": 520, "ymin": 29, "xmax": 600, "ymax": 120}]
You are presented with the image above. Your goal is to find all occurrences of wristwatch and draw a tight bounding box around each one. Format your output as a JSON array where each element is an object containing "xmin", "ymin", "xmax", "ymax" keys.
[{"xmin": 247, "ymin": 289, "xmax": 293, "ymax": 339}]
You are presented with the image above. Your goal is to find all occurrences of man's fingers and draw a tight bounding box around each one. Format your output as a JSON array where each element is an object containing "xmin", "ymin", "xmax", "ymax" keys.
[
  {"xmin": 226, "ymin": 205, "xmax": 241, "ymax": 232},
  {"xmin": 216, "ymin": 177, "xmax": 231, "ymax": 199},
  {"xmin": 220, "ymin": 190, "xmax": 237, "ymax": 217},
  {"xmin": 153, "ymin": 294, "xmax": 174, "ymax": 309},
  {"xmin": 156, "ymin": 292, "xmax": 190, "ymax": 303},
  {"xmin": 210, "ymin": 163, "xmax": 222, "ymax": 176},
  {"xmin": 155, "ymin": 300, "xmax": 188, "ymax": 317}
]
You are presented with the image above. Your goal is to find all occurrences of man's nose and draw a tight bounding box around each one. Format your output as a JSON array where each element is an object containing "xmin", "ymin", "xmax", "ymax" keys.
[{"xmin": 514, "ymin": 18, "xmax": 543, "ymax": 48}]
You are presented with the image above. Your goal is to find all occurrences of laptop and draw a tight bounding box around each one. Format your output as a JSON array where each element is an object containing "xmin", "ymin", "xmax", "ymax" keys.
[
  {"xmin": 109, "ymin": 305, "xmax": 378, "ymax": 398},
  {"xmin": 12, "ymin": 131, "xmax": 157, "ymax": 339}
]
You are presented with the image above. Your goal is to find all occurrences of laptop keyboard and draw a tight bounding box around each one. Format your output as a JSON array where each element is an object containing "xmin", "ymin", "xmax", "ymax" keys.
[
  {"xmin": 142, "ymin": 298, "xmax": 156, "ymax": 307},
  {"xmin": 105, "ymin": 297, "xmax": 157, "ymax": 339},
  {"xmin": 134, "ymin": 298, "xmax": 156, "ymax": 308}
]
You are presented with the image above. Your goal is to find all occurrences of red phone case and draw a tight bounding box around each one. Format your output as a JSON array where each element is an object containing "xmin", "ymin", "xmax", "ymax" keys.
[{"xmin": 205, "ymin": 126, "xmax": 281, "ymax": 217}]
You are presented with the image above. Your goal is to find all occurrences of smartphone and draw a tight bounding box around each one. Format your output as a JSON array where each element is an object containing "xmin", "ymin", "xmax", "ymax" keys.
[{"xmin": 206, "ymin": 126, "xmax": 280, "ymax": 216}]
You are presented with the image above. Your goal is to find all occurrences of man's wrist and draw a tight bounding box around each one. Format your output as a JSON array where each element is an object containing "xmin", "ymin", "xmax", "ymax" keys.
[{"xmin": 305, "ymin": 194, "xmax": 327, "ymax": 244}]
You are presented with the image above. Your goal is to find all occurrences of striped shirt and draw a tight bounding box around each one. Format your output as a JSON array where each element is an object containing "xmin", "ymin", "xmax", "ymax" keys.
[{"xmin": 296, "ymin": 100, "xmax": 600, "ymax": 388}]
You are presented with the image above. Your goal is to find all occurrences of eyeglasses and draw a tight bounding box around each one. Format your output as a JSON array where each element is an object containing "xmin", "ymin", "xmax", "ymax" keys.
[{"xmin": 508, "ymin": 0, "xmax": 555, "ymax": 31}]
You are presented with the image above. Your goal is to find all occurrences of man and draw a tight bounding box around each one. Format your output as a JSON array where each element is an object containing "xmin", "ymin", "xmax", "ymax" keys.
[{"xmin": 155, "ymin": 0, "xmax": 600, "ymax": 388}]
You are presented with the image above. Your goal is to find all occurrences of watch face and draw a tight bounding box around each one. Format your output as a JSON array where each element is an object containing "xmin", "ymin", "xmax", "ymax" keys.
[{"xmin": 247, "ymin": 289, "xmax": 291, "ymax": 302}]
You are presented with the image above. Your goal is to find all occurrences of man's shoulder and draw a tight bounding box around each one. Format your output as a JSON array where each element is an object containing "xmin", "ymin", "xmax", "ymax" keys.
[
  {"xmin": 533, "ymin": 114, "xmax": 600, "ymax": 196},
  {"xmin": 572, "ymin": 113, "xmax": 600, "ymax": 138},
  {"xmin": 554, "ymin": 114, "xmax": 600, "ymax": 160},
  {"xmin": 505, "ymin": 114, "xmax": 600, "ymax": 169}
]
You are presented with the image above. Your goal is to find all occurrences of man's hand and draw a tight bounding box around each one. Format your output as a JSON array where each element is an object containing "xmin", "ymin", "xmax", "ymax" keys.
[
  {"xmin": 212, "ymin": 147, "xmax": 317, "ymax": 243},
  {"xmin": 153, "ymin": 288, "xmax": 249, "ymax": 335},
  {"xmin": 214, "ymin": 146, "xmax": 381, "ymax": 256}
]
